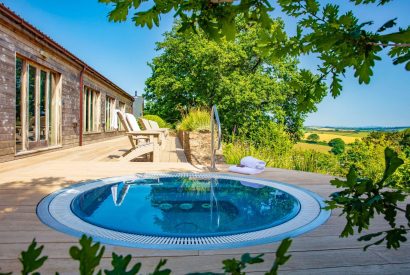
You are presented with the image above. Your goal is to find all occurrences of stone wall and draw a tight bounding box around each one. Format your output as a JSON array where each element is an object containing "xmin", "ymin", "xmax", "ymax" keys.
[{"xmin": 178, "ymin": 130, "xmax": 224, "ymax": 167}]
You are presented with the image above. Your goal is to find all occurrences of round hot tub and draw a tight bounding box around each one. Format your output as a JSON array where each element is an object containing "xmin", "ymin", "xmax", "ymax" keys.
[{"xmin": 37, "ymin": 173, "xmax": 330, "ymax": 249}]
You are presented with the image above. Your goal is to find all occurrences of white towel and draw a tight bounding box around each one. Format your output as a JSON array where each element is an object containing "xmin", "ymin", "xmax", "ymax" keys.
[
  {"xmin": 240, "ymin": 156, "xmax": 266, "ymax": 170},
  {"xmin": 228, "ymin": 165, "xmax": 264, "ymax": 175}
]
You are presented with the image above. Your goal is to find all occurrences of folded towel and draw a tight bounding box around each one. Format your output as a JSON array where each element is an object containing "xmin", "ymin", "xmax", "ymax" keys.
[
  {"xmin": 240, "ymin": 156, "xmax": 266, "ymax": 170},
  {"xmin": 228, "ymin": 165, "xmax": 264, "ymax": 175}
]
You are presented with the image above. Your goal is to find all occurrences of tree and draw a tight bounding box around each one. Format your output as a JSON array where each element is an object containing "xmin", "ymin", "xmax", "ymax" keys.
[
  {"xmin": 99, "ymin": 0, "xmax": 410, "ymax": 98},
  {"xmin": 144, "ymin": 20, "xmax": 326, "ymax": 140},
  {"xmin": 306, "ymin": 133, "xmax": 320, "ymax": 143},
  {"xmin": 328, "ymin": 138, "xmax": 346, "ymax": 155}
]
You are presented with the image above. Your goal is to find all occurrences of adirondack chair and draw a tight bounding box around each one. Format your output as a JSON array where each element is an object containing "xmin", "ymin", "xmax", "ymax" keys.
[
  {"xmin": 117, "ymin": 111, "xmax": 161, "ymax": 162},
  {"xmin": 139, "ymin": 118, "xmax": 168, "ymax": 145},
  {"xmin": 148, "ymin": 120, "xmax": 169, "ymax": 138}
]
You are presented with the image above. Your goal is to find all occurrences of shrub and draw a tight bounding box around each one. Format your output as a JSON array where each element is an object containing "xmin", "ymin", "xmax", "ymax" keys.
[
  {"xmin": 177, "ymin": 108, "xmax": 210, "ymax": 132},
  {"xmin": 306, "ymin": 133, "xmax": 320, "ymax": 143},
  {"xmin": 328, "ymin": 138, "xmax": 345, "ymax": 155},
  {"xmin": 142, "ymin": 114, "xmax": 171, "ymax": 128},
  {"xmin": 247, "ymin": 121, "xmax": 294, "ymax": 152},
  {"xmin": 338, "ymin": 140, "xmax": 387, "ymax": 181}
]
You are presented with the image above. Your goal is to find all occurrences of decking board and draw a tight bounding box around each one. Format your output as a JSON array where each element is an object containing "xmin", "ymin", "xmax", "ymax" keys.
[{"xmin": 0, "ymin": 136, "xmax": 408, "ymax": 274}]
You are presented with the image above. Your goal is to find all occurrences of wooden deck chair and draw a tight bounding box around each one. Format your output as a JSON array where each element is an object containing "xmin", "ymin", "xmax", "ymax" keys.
[
  {"xmin": 117, "ymin": 111, "xmax": 161, "ymax": 162},
  {"xmin": 148, "ymin": 120, "xmax": 169, "ymax": 137},
  {"xmin": 138, "ymin": 118, "xmax": 167, "ymax": 146}
]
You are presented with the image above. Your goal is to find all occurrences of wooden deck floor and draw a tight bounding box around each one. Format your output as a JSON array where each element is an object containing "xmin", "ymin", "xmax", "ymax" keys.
[{"xmin": 0, "ymin": 136, "xmax": 409, "ymax": 274}]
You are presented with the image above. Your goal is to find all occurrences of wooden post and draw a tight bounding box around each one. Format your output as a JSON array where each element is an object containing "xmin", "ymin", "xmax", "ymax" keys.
[{"xmin": 20, "ymin": 61, "xmax": 28, "ymax": 151}]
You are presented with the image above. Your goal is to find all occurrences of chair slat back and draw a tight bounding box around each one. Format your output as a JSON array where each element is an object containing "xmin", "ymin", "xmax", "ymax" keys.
[
  {"xmin": 139, "ymin": 118, "xmax": 152, "ymax": 130},
  {"xmin": 125, "ymin": 113, "xmax": 142, "ymax": 132},
  {"xmin": 150, "ymin": 120, "xmax": 160, "ymax": 130},
  {"xmin": 117, "ymin": 111, "xmax": 135, "ymax": 148}
]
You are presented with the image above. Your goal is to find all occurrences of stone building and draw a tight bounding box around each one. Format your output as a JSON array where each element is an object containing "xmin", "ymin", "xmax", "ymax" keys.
[
  {"xmin": 0, "ymin": 4, "xmax": 134, "ymax": 163},
  {"xmin": 133, "ymin": 92, "xmax": 144, "ymax": 119}
]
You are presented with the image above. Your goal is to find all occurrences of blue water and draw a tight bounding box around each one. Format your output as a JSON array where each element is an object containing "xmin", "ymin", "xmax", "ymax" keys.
[{"xmin": 71, "ymin": 177, "xmax": 300, "ymax": 237}]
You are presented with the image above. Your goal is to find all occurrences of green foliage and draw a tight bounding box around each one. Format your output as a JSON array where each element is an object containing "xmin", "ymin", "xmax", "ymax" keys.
[
  {"xmin": 104, "ymin": 253, "xmax": 141, "ymax": 275},
  {"xmin": 247, "ymin": 121, "xmax": 294, "ymax": 151},
  {"xmin": 188, "ymin": 238, "xmax": 292, "ymax": 275},
  {"xmin": 326, "ymin": 148, "xmax": 409, "ymax": 250},
  {"xmin": 177, "ymin": 109, "xmax": 211, "ymax": 132},
  {"xmin": 261, "ymin": 1, "xmax": 410, "ymax": 96},
  {"xmin": 101, "ymin": 0, "xmax": 410, "ymax": 100},
  {"xmin": 1, "ymin": 237, "xmax": 292, "ymax": 275},
  {"xmin": 142, "ymin": 114, "xmax": 171, "ymax": 128},
  {"xmin": 144, "ymin": 20, "xmax": 326, "ymax": 140},
  {"xmin": 328, "ymin": 138, "xmax": 345, "ymax": 155},
  {"xmin": 267, "ymin": 238, "xmax": 292, "ymax": 275},
  {"xmin": 150, "ymin": 259, "xmax": 171, "ymax": 275},
  {"xmin": 19, "ymin": 239, "xmax": 48, "ymax": 275},
  {"xmin": 338, "ymin": 131, "xmax": 409, "ymax": 181},
  {"xmin": 69, "ymin": 235, "xmax": 105, "ymax": 275},
  {"xmin": 99, "ymin": 0, "xmax": 274, "ymax": 41},
  {"xmin": 306, "ymin": 133, "xmax": 319, "ymax": 143},
  {"xmin": 223, "ymin": 132, "xmax": 341, "ymax": 176},
  {"xmin": 220, "ymin": 253, "xmax": 264, "ymax": 275}
]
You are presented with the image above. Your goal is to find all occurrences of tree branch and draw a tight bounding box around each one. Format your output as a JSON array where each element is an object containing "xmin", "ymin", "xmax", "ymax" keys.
[{"xmin": 367, "ymin": 42, "xmax": 410, "ymax": 47}]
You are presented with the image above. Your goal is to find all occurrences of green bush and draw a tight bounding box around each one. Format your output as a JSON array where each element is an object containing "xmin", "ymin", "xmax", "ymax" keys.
[
  {"xmin": 328, "ymin": 138, "xmax": 345, "ymax": 155},
  {"xmin": 142, "ymin": 114, "xmax": 171, "ymax": 128},
  {"xmin": 177, "ymin": 108, "xmax": 210, "ymax": 132},
  {"xmin": 306, "ymin": 134, "xmax": 320, "ymax": 143}
]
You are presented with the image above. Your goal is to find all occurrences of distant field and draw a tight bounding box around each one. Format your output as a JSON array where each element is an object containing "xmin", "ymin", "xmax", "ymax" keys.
[
  {"xmin": 304, "ymin": 130, "xmax": 368, "ymax": 144},
  {"xmin": 294, "ymin": 142, "xmax": 331, "ymax": 153}
]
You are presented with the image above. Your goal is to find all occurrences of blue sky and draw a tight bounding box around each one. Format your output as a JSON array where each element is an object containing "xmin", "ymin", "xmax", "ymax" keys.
[{"xmin": 2, "ymin": 0, "xmax": 409, "ymax": 127}]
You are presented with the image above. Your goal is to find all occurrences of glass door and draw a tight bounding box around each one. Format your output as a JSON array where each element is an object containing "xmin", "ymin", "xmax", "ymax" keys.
[{"xmin": 15, "ymin": 57, "xmax": 61, "ymax": 153}]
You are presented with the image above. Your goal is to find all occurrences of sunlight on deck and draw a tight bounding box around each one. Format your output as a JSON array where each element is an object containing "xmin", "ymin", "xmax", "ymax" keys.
[{"xmin": 0, "ymin": 136, "xmax": 409, "ymax": 274}]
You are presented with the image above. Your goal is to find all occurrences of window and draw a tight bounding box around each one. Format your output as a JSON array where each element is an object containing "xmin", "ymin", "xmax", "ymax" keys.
[
  {"xmin": 83, "ymin": 87, "xmax": 101, "ymax": 133},
  {"xmin": 15, "ymin": 57, "xmax": 62, "ymax": 153},
  {"xmin": 105, "ymin": 96, "xmax": 116, "ymax": 131},
  {"xmin": 118, "ymin": 102, "xmax": 126, "ymax": 130}
]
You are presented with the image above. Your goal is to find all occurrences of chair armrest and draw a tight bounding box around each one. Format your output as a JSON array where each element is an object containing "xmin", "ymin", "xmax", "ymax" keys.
[{"xmin": 126, "ymin": 131, "xmax": 161, "ymax": 136}]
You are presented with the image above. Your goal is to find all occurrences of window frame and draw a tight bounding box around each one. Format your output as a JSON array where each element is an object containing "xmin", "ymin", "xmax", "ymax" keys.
[
  {"xmin": 15, "ymin": 55, "xmax": 62, "ymax": 154},
  {"xmin": 83, "ymin": 86, "xmax": 101, "ymax": 134}
]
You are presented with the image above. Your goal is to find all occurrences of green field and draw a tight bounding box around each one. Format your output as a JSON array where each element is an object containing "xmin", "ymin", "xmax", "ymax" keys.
[
  {"xmin": 294, "ymin": 142, "xmax": 331, "ymax": 153},
  {"xmin": 304, "ymin": 129, "xmax": 370, "ymax": 144}
]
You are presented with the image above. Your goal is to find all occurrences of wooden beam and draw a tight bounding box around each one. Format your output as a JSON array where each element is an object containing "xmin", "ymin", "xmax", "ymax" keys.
[{"xmin": 20, "ymin": 60, "xmax": 28, "ymax": 152}]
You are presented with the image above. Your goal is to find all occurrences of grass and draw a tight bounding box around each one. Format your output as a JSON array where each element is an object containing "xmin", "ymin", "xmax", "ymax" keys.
[
  {"xmin": 223, "ymin": 142, "xmax": 341, "ymax": 175},
  {"xmin": 177, "ymin": 108, "xmax": 210, "ymax": 131},
  {"xmin": 294, "ymin": 142, "xmax": 331, "ymax": 153}
]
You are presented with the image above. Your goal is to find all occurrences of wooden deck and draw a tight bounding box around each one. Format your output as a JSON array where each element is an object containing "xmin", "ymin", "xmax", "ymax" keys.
[{"xmin": 0, "ymin": 136, "xmax": 409, "ymax": 274}]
